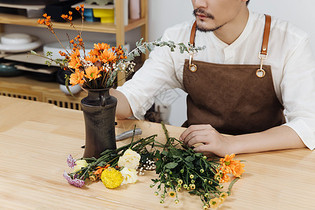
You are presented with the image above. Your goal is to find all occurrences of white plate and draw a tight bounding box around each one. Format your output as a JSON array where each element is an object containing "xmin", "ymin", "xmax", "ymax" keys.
[
  {"xmin": 0, "ymin": 35, "xmax": 42, "ymax": 53},
  {"xmin": 1, "ymin": 33, "xmax": 32, "ymax": 45}
]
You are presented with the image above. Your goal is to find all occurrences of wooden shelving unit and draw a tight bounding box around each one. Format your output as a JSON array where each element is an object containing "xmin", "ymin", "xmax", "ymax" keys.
[
  {"xmin": 0, "ymin": 75, "xmax": 88, "ymax": 110},
  {"xmin": 0, "ymin": 0, "xmax": 148, "ymax": 108}
]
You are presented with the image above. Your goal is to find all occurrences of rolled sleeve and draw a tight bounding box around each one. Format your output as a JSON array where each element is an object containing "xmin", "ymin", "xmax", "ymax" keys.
[
  {"xmin": 117, "ymin": 31, "xmax": 183, "ymax": 120},
  {"xmin": 281, "ymin": 36, "xmax": 315, "ymax": 150}
]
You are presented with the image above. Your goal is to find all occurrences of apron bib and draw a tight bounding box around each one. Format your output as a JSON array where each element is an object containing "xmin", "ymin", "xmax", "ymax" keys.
[{"xmin": 183, "ymin": 15, "xmax": 285, "ymax": 135}]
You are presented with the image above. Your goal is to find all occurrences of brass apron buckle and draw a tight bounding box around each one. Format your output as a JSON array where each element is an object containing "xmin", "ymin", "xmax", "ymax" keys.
[
  {"xmin": 189, "ymin": 53, "xmax": 197, "ymax": 72},
  {"xmin": 256, "ymin": 53, "xmax": 267, "ymax": 78}
]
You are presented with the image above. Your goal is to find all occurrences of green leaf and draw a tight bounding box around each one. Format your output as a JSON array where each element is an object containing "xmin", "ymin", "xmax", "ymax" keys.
[
  {"xmin": 164, "ymin": 162, "xmax": 178, "ymax": 169},
  {"xmin": 185, "ymin": 161, "xmax": 194, "ymax": 168},
  {"xmin": 155, "ymin": 160, "xmax": 162, "ymax": 173},
  {"xmin": 185, "ymin": 156, "xmax": 195, "ymax": 162},
  {"xmin": 195, "ymin": 153, "xmax": 203, "ymax": 157},
  {"xmin": 161, "ymin": 150, "xmax": 168, "ymax": 156},
  {"xmin": 65, "ymin": 75, "xmax": 74, "ymax": 97}
]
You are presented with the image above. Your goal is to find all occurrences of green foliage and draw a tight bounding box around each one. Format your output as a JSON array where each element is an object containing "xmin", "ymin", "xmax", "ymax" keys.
[
  {"xmin": 67, "ymin": 123, "xmax": 241, "ymax": 208},
  {"xmin": 148, "ymin": 123, "xmax": 239, "ymax": 208},
  {"xmin": 126, "ymin": 38, "xmax": 205, "ymax": 62}
]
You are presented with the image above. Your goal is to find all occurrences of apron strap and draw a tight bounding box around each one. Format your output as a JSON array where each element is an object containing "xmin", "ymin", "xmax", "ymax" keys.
[
  {"xmin": 260, "ymin": 14, "xmax": 271, "ymax": 56},
  {"xmin": 190, "ymin": 21, "xmax": 197, "ymax": 46},
  {"xmin": 189, "ymin": 14, "xmax": 272, "ymax": 55}
]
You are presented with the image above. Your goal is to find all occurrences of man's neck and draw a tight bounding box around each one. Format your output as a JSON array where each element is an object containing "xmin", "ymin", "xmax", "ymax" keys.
[{"xmin": 213, "ymin": 8, "xmax": 249, "ymax": 45}]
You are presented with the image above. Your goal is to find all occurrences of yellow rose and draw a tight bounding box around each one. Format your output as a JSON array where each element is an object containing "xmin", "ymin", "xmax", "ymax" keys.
[
  {"xmin": 120, "ymin": 167, "xmax": 138, "ymax": 185},
  {"xmin": 72, "ymin": 159, "xmax": 88, "ymax": 172},
  {"xmin": 118, "ymin": 149, "xmax": 141, "ymax": 169}
]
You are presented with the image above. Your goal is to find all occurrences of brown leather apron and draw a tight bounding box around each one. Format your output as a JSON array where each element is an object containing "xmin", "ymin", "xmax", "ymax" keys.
[{"xmin": 183, "ymin": 15, "xmax": 285, "ymax": 135}]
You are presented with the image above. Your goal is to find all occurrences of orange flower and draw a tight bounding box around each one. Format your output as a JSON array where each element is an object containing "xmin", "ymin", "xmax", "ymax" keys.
[
  {"xmin": 219, "ymin": 154, "xmax": 245, "ymax": 178},
  {"xmin": 85, "ymin": 66, "xmax": 101, "ymax": 80},
  {"xmin": 69, "ymin": 70, "xmax": 84, "ymax": 86},
  {"xmin": 73, "ymin": 47, "xmax": 80, "ymax": 54},
  {"xmin": 216, "ymin": 170, "xmax": 230, "ymax": 183},
  {"xmin": 94, "ymin": 165, "xmax": 110, "ymax": 178},
  {"xmin": 220, "ymin": 154, "xmax": 236, "ymax": 174},
  {"xmin": 231, "ymin": 162, "xmax": 245, "ymax": 177},
  {"xmin": 59, "ymin": 51, "xmax": 66, "ymax": 56},
  {"xmin": 68, "ymin": 57, "xmax": 81, "ymax": 70},
  {"xmin": 85, "ymin": 55, "xmax": 98, "ymax": 64},
  {"xmin": 100, "ymin": 50, "xmax": 116, "ymax": 63},
  {"xmin": 94, "ymin": 43, "xmax": 110, "ymax": 51},
  {"xmin": 88, "ymin": 49, "xmax": 100, "ymax": 57}
]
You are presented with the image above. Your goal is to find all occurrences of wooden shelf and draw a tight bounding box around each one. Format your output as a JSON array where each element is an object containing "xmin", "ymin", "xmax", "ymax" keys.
[
  {"xmin": 0, "ymin": 75, "xmax": 87, "ymax": 110},
  {"xmin": 0, "ymin": 13, "xmax": 146, "ymax": 34},
  {"xmin": 0, "ymin": 0, "xmax": 148, "ymax": 106}
]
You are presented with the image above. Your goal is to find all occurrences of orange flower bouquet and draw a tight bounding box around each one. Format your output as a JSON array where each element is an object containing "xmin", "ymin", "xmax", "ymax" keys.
[
  {"xmin": 33, "ymin": 4, "xmax": 205, "ymax": 160},
  {"xmin": 33, "ymin": 4, "xmax": 204, "ymax": 92}
]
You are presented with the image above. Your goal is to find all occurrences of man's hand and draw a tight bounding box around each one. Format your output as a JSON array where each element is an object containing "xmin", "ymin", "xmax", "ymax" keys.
[
  {"xmin": 179, "ymin": 124, "xmax": 232, "ymax": 157},
  {"xmin": 180, "ymin": 124, "xmax": 306, "ymax": 156}
]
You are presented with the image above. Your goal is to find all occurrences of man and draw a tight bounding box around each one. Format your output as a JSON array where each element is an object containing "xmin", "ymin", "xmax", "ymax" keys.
[{"xmin": 111, "ymin": 0, "xmax": 315, "ymax": 157}]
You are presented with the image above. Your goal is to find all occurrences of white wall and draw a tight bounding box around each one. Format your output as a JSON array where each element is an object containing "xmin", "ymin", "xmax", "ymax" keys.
[{"xmin": 147, "ymin": 0, "xmax": 315, "ymax": 126}]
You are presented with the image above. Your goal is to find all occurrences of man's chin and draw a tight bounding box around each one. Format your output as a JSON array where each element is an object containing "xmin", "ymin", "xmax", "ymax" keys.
[{"xmin": 196, "ymin": 21, "xmax": 223, "ymax": 32}]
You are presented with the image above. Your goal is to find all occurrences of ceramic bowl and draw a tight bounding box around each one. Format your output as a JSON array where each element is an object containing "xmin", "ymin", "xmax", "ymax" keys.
[
  {"xmin": 0, "ymin": 63, "xmax": 22, "ymax": 77},
  {"xmin": 1, "ymin": 33, "xmax": 32, "ymax": 45},
  {"xmin": 0, "ymin": 33, "xmax": 41, "ymax": 53},
  {"xmin": 59, "ymin": 84, "xmax": 82, "ymax": 95}
]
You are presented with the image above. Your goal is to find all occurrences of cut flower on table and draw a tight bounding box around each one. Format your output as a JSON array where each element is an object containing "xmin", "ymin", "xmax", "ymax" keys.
[
  {"xmin": 118, "ymin": 148, "xmax": 141, "ymax": 169},
  {"xmin": 63, "ymin": 123, "xmax": 245, "ymax": 209}
]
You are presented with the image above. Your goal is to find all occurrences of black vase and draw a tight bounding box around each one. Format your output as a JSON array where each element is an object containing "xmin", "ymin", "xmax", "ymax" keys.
[{"xmin": 81, "ymin": 88, "xmax": 117, "ymax": 158}]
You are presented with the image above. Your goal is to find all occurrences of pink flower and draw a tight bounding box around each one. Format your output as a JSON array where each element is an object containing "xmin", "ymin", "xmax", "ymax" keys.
[
  {"xmin": 67, "ymin": 154, "xmax": 76, "ymax": 168},
  {"xmin": 63, "ymin": 172, "xmax": 85, "ymax": 188}
]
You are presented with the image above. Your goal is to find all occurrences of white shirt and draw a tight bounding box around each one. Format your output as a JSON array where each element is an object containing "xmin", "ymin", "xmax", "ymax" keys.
[{"xmin": 117, "ymin": 11, "xmax": 315, "ymax": 150}]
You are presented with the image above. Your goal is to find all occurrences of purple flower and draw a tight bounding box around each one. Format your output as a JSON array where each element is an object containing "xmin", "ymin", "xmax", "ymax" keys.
[
  {"xmin": 63, "ymin": 172, "xmax": 85, "ymax": 188},
  {"xmin": 67, "ymin": 154, "xmax": 76, "ymax": 168}
]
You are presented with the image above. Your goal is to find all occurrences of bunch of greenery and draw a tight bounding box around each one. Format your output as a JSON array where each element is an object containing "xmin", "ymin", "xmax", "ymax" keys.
[
  {"xmin": 64, "ymin": 123, "xmax": 243, "ymax": 209},
  {"xmin": 150, "ymin": 123, "xmax": 241, "ymax": 209}
]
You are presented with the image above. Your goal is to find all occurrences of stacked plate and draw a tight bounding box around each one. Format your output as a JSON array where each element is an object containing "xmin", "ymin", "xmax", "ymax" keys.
[{"xmin": 0, "ymin": 33, "xmax": 42, "ymax": 53}]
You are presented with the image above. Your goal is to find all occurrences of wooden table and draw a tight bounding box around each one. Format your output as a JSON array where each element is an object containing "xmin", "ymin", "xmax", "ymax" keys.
[{"xmin": 1, "ymin": 96, "xmax": 315, "ymax": 209}]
